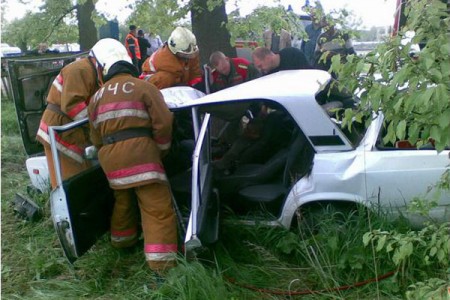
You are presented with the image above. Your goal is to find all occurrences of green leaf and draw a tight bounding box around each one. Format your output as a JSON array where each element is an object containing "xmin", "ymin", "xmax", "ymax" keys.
[
  {"xmin": 362, "ymin": 232, "xmax": 372, "ymax": 246},
  {"xmin": 429, "ymin": 246, "xmax": 437, "ymax": 257},
  {"xmin": 438, "ymin": 111, "xmax": 450, "ymax": 128},
  {"xmin": 437, "ymin": 249, "xmax": 445, "ymax": 262},
  {"xmin": 386, "ymin": 241, "xmax": 395, "ymax": 253},
  {"xmin": 376, "ymin": 234, "xmax": 387, "ymax": 252},
  {"xmin": 396, "ymin": 120, "xmax": 407, "ymax": 140},
  {"xmin": 428, "ymin": 68, "xmax": 442, "ymax": 81},
  {"xmin": 430, "ymin": 125, "xmax": 441, "ymax": 143},
  {"xmin": 418, "ymin": 87, "xmax": 435, "ymax": 107},
  {"xmin": 393, "ymin": 249, "xmax": 401, "ymax": 265},
  {"xmin": 424, "ymin": 57, "xmax": 434, "ymax": 69}
]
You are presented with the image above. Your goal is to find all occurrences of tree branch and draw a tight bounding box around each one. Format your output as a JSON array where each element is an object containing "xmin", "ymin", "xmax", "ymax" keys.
[{"xmin": 42, "ymin": 5, "xmax": 77, "ymax": 43}]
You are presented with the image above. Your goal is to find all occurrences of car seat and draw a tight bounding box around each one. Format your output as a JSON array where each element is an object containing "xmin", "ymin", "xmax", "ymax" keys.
[{"xmin": 236, "ymin": 130, "xmax": 313, "ymax": 216}]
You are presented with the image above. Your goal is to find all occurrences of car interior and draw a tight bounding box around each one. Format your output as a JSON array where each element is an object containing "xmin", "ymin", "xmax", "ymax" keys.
[{"xmin": 166, "ymin": 99, "xmax": 315, "ymax": 220}]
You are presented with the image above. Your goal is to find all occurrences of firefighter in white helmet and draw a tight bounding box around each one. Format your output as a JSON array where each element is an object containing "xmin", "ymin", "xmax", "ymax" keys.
[
  {"xmin": 35, "ymin": 38, "xmax": 118, "ymax": 189},
  {"xmin": 88, "ymin": 38, "xmax": 177, "ymax": 275},
  {"xmin": 141, "ymin": 26, "xmax": 202, "ymax": 89}
]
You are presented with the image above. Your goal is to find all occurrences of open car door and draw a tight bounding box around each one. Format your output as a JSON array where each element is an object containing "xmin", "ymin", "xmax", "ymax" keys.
[
  {"xmin": 184, "ymin": 112, "xmax": 220, "ymax": 254},
  {"xmin": 6, "ymin": 53, "xmax": 88, "ymax": 156},
  {"xmin": 48, "ymin": 119, "xmax": 114, "ymax": 263}
]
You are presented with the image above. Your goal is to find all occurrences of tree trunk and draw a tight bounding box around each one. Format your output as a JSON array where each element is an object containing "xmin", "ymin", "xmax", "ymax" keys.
[
  {"xmin": 77, "ymin": 0, "xmax": 97, "ymax": 51},
  {"xmin": 191, "ymin": 0, "xmax": 236, "ymax": 65}
]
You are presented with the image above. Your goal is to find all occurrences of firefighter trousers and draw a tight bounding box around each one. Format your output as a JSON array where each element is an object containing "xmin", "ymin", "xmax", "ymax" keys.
[
  {"xmin": 44, "ymin": 143, "xmax": 91, "ymax": 189},
  {"xmin": 111, "ymin": 183, "xmax": 178, "ymax": 273}
]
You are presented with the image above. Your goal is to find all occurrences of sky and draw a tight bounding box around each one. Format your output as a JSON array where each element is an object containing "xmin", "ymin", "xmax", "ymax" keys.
[{"xmin": 2, "ymin": 0, "xmax": 397, "ymax": 29}]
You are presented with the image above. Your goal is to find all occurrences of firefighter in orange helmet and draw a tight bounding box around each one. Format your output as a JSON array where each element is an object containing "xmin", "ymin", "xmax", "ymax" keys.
[
  {"xmin": 88, "ymin": 38, "xmax": 177, "ymax": 274},
  {"xmin": 36, "ymin": 40, "xmax": 108, "ymax": 189},
  {"xmin": 141, "ymin": 27, "xmax": 202, "ymax": 89}
]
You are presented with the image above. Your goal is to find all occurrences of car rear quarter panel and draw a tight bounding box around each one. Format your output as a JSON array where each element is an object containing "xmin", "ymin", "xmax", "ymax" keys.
[{"xmin": 279, "ymin": 149, "xmax": 368, "ymax": 228}]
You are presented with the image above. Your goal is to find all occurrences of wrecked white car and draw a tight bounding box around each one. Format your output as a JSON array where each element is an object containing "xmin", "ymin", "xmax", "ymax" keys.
[{"xmin": 7, "ymin": 53, "xmax": 449, "ymax": 263}]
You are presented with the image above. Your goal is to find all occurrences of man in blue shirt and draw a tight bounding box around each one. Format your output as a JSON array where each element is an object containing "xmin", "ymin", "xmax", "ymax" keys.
[{"xmin": 301, "ymin": 10, "xmax": 324, "ymax": 66}]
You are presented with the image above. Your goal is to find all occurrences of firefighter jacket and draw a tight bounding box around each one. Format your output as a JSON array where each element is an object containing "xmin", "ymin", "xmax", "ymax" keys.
[
  {"xmin": 36, "ymin": 57, "xmax": 98, "ymax": 163},
  {"xmin": 125, "ymin": 33, "xmax": 141, "ymax": 61},
  {"xmin": 88, "ymin": 73, "xmax": 173, "ymax": 190},
  {"xmin": 141, "ymin": 44, "xmax": 202, "ymax": 89},
  {"xmin": 211, "ymin": 57, "xmax": 260, "ymax": 92}
]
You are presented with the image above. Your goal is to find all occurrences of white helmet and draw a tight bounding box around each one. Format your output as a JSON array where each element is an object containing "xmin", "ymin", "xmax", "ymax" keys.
[
  {"xmin": 168, "ymin": 27, "xmax": 199, "ymax": 58},
  {"xmin": 89, "ymin": 38, "xmax": 131, "ymax": 76}
]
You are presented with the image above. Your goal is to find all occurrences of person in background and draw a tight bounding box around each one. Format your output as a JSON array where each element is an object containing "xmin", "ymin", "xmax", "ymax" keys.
[
  {"xmin": 141, "ymin": 27, "xmax": 202, "ymax": 90},
  {"xmin": 252, "ymin": 46, "xmax": 311, "ymax": 75},
  {"xmin": 137, "ymin": 29, "xmax": 151, "ymax": 73},
  {"xmin": 313, "ymin": 19, "xmax": 356, "ymax": 74},
  {"xmin": 262, "ymin": 20, "xmax": 292, "ymax": 53},
  {"xmin": 146, "ymin": 32, "xmax": 163, "ymax": 57},
  {"xmin": 208, "ymin": 51, "xmax": 260, "ymax": 92},
  {"xmin": 301, "ymin": 5, "xmax": 325, "ymax": 66},
  {"xmin": 36, "ymin": 39, "xmax": 107, "ymax": 189},
  {"xmin": 88, "ymin": 38, "xmax": 177, "ymax": 275},
  {"xmin": 124, "ymin": 25, "xmax": 141, "ymax": 70}
]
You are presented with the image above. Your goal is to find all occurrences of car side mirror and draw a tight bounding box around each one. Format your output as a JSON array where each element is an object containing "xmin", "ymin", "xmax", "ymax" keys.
[{"xmin": 84, "ymin": 146, "xmax": 98, "ymax": 160}]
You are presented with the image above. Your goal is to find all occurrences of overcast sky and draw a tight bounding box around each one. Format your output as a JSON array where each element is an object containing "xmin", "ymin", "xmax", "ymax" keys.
[{"xmin": 2, "ymin": 0, "xmax": 397, "ymax": 29}]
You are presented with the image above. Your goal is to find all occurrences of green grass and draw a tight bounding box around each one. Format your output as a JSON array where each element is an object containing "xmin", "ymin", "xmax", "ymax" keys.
[{"xmin": 1, "ymin": 99, "xmax": 448, "ymax": 299}]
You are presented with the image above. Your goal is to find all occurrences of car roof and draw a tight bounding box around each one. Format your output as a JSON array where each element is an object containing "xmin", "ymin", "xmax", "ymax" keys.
[
  {"xmin": 161, "ymin": 70, "xmax": 354, "ymax": 152},
  {"xmin": 193, "ymin": 69, "xmax": 331, "ymax": 105},
  {"xmin": 161, "ymin": 70, "xmax": 331, "ymax": 109}
]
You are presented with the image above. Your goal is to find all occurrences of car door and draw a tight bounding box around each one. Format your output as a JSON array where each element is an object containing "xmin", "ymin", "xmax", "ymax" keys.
[
  {"xmin": 47, "ymin": 118, "xmax": 114, "ymax": 263},
  {"xmin": 6, "ymin": 53, "xmax": 88, "ymax": 155},
  {"xmin": 184, "ymin": 111, "xmax": 220, "ymax": 254},
  {"xmin": 363, "ymin": 119, "xmax": 450, "ymax": 222}
]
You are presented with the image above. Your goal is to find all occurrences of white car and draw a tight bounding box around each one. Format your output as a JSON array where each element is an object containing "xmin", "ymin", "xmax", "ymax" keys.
[
  {"xmin": 1, "ymin": 43, "xmax": 22, "ymax": 57},
  {"xmin": 7, "ymin": 53, "xmax": 449, "ymax": 263}
]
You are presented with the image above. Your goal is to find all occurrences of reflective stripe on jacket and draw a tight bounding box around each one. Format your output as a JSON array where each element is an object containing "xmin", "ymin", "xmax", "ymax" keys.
[
  {"xmin": 141, "ymin": 45, "xmax": 201, "ymax": 89},
  {"xmin": 36, "ymin": 57, "xmax": 98, "ymax": 163},
  {"xmin": 125, "ymin": 33, "xmax": 141, "ymax": 60},
  {"xmin": 88, "ymin": 73, "xmax": 173, "ymax": 189}
]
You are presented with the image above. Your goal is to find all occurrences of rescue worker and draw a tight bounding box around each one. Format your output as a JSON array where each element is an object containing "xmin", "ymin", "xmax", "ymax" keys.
[
  {"xmin": 208, "ymin": 51, "xmax": 260, "ymax": 92},
  {"xmin": 125, "ymin": 25, "xmax": 141, "ymax": 70},
  {"xmin": 87, "ymin": 39, "xmax": 177, "ymax": 274},
  {"xmin": 36, "ymin": 40, "xmax": 106, "ymax": 189},
  {"xmin": 141, "ymin": 27, "xmax": 202, "ymax": 90}
]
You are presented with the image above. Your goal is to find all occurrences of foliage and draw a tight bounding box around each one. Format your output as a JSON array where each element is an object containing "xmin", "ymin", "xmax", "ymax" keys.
[
  {"xmin": 227, "ymin": 5, "xmax": 307, "ymax": 44},
  {"xmin": 362, "ymin": 222, "xmax": 449, "ymax": 277},
  {"xmin": 405, "ymin": 277, "xmax": 449, "ymax": 300},
  {"xmin": 332, "ymin": 0, "xmax": 450, "ymax": 151},
  {"xmin": 125, "ymin": 0, "xmax": 189, "ymax": 41},
  {"xmin": 2, "ymin": 0, "xmax": 79, "ymax": 51}
]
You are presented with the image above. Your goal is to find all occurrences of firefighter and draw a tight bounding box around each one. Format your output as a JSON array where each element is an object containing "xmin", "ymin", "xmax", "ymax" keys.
[
  {"xmin": 208, "ymin": 51, "xmax": 260, "ymax": 92},
  {"xmin": 87, "ymin": 38, "xmax": 177, "ymax": 274},
  {"xmin": 125, "ymin": 25, "xmax": 141, "ymax": 70},
  {"xmin": 36, "ymin": 40, "xmax": 108, "ymax": 189},
  {"xmin": 141, "ymin": 27, "xmax": 202, "ymax": 90}
]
